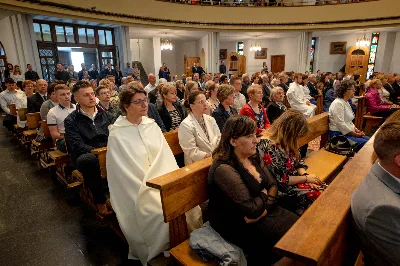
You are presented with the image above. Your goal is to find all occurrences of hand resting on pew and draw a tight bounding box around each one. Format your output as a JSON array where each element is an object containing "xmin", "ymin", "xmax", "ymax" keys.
[{"xmin": 244, "ymin": 209, "xmax": 267, "ymax": 224}]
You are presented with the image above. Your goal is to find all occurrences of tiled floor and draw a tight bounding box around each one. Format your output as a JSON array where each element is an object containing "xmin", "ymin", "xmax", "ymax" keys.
[{"xmin": 0, "ymin": 122, "xmax": 139, "ymax": 266}]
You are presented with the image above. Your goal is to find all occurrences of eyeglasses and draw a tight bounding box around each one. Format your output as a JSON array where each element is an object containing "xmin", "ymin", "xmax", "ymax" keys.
[
  {"xmin": 131, "ymin": 98, "xmax": 149, "ymax": 105},
  {"xmin": 194, "ymin": 100, "xmax": 207, "ymax": 105}
]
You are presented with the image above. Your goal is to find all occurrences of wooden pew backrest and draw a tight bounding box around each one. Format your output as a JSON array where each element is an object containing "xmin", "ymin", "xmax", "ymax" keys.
[
  {"xmin": 164, "ymin": 131, "xmax": 183, "ymax": 155},
  {"xmin": 297, "ymin": 112, "xmax": 329, "ymax": 148},
  {"xmin": 9, "ymin": 103, "xmax": 17, "ymax": 116},
  {"xmin": 18, "ymin": 108, "xmax": 28, "ymax": 121},
  {"xmin": 26, "ymin": 112, "xmax": 41, "ymax": 129},
  {"xmin": 41, "ymin": 120, "xmax": 51, "ymax": 138},
  {"xmin": 274, "ymin": 137, "xmax": 375, "ymax": 265}
]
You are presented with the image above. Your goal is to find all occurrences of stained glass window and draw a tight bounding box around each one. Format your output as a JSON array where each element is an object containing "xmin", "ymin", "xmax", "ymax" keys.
[
  {"xmin": 237, "ymin": 41, "xmax": 244, "ymax": 56},
  {"xmin": 366, "ymin": 33, "xmax": 380, "ymax": 80},
  {"xmin": 309, "ymin": 37, "xmax": 317, "ymax": 73}
]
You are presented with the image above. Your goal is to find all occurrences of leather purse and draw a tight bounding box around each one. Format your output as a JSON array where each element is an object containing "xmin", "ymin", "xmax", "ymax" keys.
[{"xmin": 324, "ymin": 135, "xmax": 358, "ymax": 157}]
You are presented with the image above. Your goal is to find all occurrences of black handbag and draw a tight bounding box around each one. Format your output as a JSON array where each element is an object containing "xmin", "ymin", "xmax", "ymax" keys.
[{"xmin": 324, "ymin": 135, "xmax": 358, "ymax": 157}]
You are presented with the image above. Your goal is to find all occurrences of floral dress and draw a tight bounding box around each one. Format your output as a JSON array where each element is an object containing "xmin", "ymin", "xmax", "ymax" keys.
[{"xmin": 258, "ymin": 138, "xmax": 315, "ymax": 215}]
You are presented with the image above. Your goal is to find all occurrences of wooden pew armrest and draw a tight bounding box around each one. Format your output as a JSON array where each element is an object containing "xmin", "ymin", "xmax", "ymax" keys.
[{"xmin": 91, "ymin": 147, "xmax": 107, "ymax": 155}]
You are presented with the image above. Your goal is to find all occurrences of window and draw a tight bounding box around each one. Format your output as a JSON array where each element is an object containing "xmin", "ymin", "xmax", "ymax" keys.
[
  {"xmin": 65, "ymin": 26, "xmax": 75, "ymax": 43},
  {"xmin": 0, "ymin": 42, "xmax": 6, "ymax": 68},
  {"xmin": 309, "ymin": 37, "xmax": 317, "ymax": 73},
  {"xmin": 55, "ymin": 25, "xmax": 65, "ymax": 42},
  {"xmin": 87, "ymin": 29, "xmax": 95, "ymax": 44},
  {"xmin": 237, "ymin": 41, "xmax": 244, "ymax": 55},
  {"xmin": 33, "ymin": 23, "xmax": 42, "ymax": 41},
  {"xmin": 41, "ymin": 24, "xmax": 52, "ymax": 42},
  {"xmin": 366, "ymin": 32, "xmax": 380, "ymax": 80},
  {"xmin": 105, "ymin": 30, "xmax": 113, "ymax": 45},
  {"xmin": 78, "ymin": 28, "xmax": 87, "ymax": 43},
  {"xmin": 98, "ymin": 30, "xmax": 106, "ymax": 45}
]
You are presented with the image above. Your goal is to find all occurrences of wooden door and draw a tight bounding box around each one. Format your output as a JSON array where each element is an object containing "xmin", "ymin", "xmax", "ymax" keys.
[
  {"xmin": 345, "ymin": 46, "xmax": 369, "ymax": 82},
  {"xmin": 271, "ymin": 55, "xmax": 285, "ymax": 73},
  {"xmin": 184, "ymin": 56, "xmax": 200, "ymax": 77}
]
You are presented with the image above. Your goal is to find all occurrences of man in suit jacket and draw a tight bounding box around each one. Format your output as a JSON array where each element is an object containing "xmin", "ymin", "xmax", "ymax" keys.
[
  {"xmin": 385, "ymin": 74, "xmax": 400, "ymax": 104},
  {"xmin": 351, "ymin": 119, "xmax": 400, "ymax": 266},
  {"xmin": 28, "ymin": 79, "xmax": 48, "ymax": 113},
  {"xmin": 219, "ymin": 61, "xmax": 226, "ymax": 74},
  {"xmin": 307, "ymin": 74, "xmax": 319, "ymax": 100}
]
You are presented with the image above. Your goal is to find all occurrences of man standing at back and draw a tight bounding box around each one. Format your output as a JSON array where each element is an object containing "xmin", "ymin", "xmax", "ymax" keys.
[
  {"xmin": 351, "ymin": 116, "xmax": 400, "ymax": 266},
  {"xmin": 24, "ymin": 64, "xmax": 40, "ymax": 81},
  {"xmin": 28, "ymin": 79, "xmax": 48, "ymax": 113},
  {"xmin": 65, "ymin": 80, "xmax": 114, "ymax": 216},
  {"xmin": 54, "ymin": 63, "xmax": 69, "ymax": 83}
]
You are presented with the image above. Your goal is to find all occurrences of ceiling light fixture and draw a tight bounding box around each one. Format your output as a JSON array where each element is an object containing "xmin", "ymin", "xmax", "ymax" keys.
[
  {"xmin": 250, "ymin": 37, "xmax": 261, "ymax": 52},
  {"xmin": 161, "ymin": 38, "xmax": 173, "ymax": 51},
  {"xmin": 356, "ymin": 31, "xmax": 370, "ymax": 48}
]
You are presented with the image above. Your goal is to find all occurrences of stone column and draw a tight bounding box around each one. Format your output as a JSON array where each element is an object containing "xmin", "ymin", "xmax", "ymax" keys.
[
  {"xmin": 297, "ymin": 32, "xmax": 312, "ymax": 73},
  {"xmin": 152, "ymin": 37, "xmax": 161, "ymax": 79}
]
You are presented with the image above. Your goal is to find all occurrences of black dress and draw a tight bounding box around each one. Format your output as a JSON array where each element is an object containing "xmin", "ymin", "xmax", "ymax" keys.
[{"xmin": 208, "ymin": 155, "xmax": 298, "ymax": 265}]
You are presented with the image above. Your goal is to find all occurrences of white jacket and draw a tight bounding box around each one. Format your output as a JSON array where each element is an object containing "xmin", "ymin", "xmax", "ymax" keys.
[
  {"xmin": 178, "ymin": 113, "xmax": 221, "ymax": 166},
  {"xmin": 287, "ymin": 82, "xmax": 316, "ymax": 119}
]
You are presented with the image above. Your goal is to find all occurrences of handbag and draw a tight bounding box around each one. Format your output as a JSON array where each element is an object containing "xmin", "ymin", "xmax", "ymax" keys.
[{"xmin": 324, "ymin": 135, "xmax": 358, "ymax": 157}]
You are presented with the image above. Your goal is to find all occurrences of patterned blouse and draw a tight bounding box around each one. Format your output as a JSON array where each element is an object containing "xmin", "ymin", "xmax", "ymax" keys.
[
  {"xmin": 169, "ymin": 109, "xmax": 182, "ymax": 130},
  {"xmin": 258, "ymin": 138, "xmax": 312, "ymax": 215},
  {"xmin": 197, "ymin": 116, "xmax": 209, "ymax": 141}
]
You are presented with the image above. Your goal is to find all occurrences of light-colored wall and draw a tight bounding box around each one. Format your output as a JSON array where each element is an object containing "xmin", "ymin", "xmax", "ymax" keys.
[
  {"xmin": 196, "ymin": 35, "xmax": 209, "ymax": 72},
  {"xmin": 130, "ymin": 38, "xmax": 154, "ymax": 76},
  {"xmin": 220, "ymin": 37, "xmax": 299, "ymax": 74},
  {"xmin": 390, "ymin": 32, "xmax": 400, "ymax": 74},
  {"xmin": 161, "ymin": 48, "xmax": 176, "ymax": 78},
  {"xmin": 313, "ymin": 31, "xmax": 391, "ymax": 74}
]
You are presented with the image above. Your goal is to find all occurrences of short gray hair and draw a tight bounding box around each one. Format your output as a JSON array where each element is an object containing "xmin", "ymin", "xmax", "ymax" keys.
[{"xmin": 270, "ymin": 86, "xmax": 284, "ymax": 101}]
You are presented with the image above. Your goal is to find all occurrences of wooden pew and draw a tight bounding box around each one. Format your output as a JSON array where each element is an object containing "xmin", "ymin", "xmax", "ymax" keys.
[
  {"xmin": 33, "ymin": 120, "xmax": 56, "ymax": 169},
  {"xmin": 146, "ymin": 113, "xmax": 348, "ymax": 265},
  {"xmin": 273, "ymin": 136, "xmax": 375, "ymax": 265},
  {"xmin": 354, "ymin": 96, "xmax": 384, "ymax": 135},
  {"xmin": 315, "ymin": 94, "xmax": 324, "ymax": 115},
  {"xmin": 20, "ymin": 112, "xmax": 41, "ymax": 147}
]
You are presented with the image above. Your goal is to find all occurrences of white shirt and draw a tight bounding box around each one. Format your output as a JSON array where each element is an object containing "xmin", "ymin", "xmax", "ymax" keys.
[
  {"xmin": 47, "ymin": 104, "xmax": 76, "ymax": 133},
  {"xmin": 233, "ymin": 92, "xmax": 246, "ymax": 112},
  {"xmin": 328, "ymin": 98, "xmax": 355, "ymax": 135},
  {"xmin": 0, "ymin": 89, "xmax": 24, "ymax": 114},
  {"xmin": 11, "ymin": 74, "xmax": 24, "ymax": 82},
  {"xmin": 144, "ymin": 83, "xmax": 156, "ymax": 94}
]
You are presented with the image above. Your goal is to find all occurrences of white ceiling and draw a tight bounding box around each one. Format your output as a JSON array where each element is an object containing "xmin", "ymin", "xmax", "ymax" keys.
[{"xmin": 129, "ymin": 27, "xmax": 209, "ymax": 41}]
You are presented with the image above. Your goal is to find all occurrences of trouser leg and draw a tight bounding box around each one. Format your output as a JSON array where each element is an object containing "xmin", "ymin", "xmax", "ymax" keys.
[
  {"xmin": 3, "ymin": 114, "xmax": 17, "ymax": 131},
  {"xmin": 76, "ymin": 153, "xmax": 106, "ymax": 204},
  {"xmin": 56, "ymin": 139, "xmax": 67, "ymax": 153}
]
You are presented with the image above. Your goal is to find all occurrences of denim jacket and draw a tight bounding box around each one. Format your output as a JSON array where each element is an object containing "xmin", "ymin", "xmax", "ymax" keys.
[{"xmin": 189, "ymin": 222, "xmax": 247, "ymax": 266}]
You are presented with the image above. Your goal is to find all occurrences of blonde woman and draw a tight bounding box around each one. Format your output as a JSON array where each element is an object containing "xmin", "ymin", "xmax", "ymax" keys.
[
  {"xmin": 258, "ymin": 109, "xmax": 322, "ymax": 215},
  {"xmin": 212, "ymin": 84, "xmax": 237, "ymax": 130},
  {"xmin": 157, "ymin": 83, "xmax": 187, "ymax": 132},
  {"xmin": 11, "ymin": 65, "xmax": 24, "ymax": 88},
  {"xmin": 205, "ymin": 80, "xmax": 219, "ymax": 114}
]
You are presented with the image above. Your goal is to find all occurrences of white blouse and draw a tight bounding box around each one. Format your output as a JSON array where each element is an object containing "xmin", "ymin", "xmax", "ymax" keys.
[
  {"xmin": 328, "ymin": 98, "xmax": 355, "ymax": 135},
  {"xmin": 11, "ymin": 74, "xmax": 25, "ymax": 82}
]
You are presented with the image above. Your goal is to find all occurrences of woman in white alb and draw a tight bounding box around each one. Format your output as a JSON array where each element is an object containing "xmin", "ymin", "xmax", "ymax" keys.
[{"xmin": 107, "ymin": 85, "xmax": 201, "ymax": 265}]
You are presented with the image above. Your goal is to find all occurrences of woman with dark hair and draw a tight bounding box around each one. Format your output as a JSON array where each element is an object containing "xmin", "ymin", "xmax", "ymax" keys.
[
  {"xmin": 329, "ymin": 80, "xmax": 369, "ymax": 151},
  {"xmin": 208, "ymin": 115, "xmax": 298, "ymax": 265},
  {"xmin": 258, "ymin": 109, "xmax": 322, "ymax": 215},
  {"xmin": 178, "ymin": 91, "xmax": 221, "ymax": 165},
  {"xmin": 107, "ymin": 85, "xmax": 199, "ymax": 265},
  {"xmin": 4, "ymin": 63, "xmax": 13, "ymax": 80},
  {"xmin": 158, "ymin": 83, "xmax": 187, "ymax": 131},
  {"xmin": 219, "ymin": 74, "xmax": 228, "ymax": 85},
  {"xmin": 183, "ymin": 80, "xmax": 199, "ymax": 106}
]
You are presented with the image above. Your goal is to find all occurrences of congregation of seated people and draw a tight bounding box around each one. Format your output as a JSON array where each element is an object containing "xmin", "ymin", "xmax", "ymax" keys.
[{"xmin": 1, "ymin": 60, "xmax": 399, "ymax": 265}]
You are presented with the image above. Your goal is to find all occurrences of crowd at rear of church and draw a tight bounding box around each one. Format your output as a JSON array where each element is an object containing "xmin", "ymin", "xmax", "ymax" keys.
[{"xmin": 0, "ymin": 59, "xmax": 399, "ymax": 265}]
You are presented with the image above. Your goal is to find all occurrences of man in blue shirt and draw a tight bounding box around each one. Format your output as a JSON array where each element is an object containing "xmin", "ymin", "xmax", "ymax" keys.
[{"xmin": 123, "ymin": 62, "xmax": 133, "ymax": 77}]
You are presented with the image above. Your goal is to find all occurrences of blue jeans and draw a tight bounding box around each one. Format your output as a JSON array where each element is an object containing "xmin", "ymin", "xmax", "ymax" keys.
[
  {"xmin": 328, "ymin": 130, "xmax": 370, "ymax": 152},
  {"xmin": 310, "ymin": 99, "xmax": 317, "ymax": 105}
]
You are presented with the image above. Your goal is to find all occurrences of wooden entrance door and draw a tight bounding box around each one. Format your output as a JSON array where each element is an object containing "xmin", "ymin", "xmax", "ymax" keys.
[
  {"xmin": 184, "ymin": 56, "xmax": 200, "ymax": 77},
  {"xmin": 271, "ymin": 55, "xmax": 285, "ymax": 73}
]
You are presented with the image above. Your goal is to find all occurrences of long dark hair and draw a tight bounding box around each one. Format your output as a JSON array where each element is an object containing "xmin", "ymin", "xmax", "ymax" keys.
[{"xmin": 212, "ymin": 115, "xmax": 257, "ymax": 162}]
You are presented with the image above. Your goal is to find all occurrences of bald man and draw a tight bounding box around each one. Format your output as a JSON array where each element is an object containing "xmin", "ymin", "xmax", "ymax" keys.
[
  {"xmin": 28, "ymin": 79, "xmax": 48, "ymax": 113},
  {"xmin": 144, "ymin": 73, "xmax": 157, "ymax": 93}
]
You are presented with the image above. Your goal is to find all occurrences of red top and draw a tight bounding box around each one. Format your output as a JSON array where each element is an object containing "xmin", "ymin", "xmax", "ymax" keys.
[
  {"xmin": 365, "ymin": 88, "xmax": 390, "ymax": 114},
  {"xmin": 239, "ymin": 103, "xmax": 271, "ymax": 135}
]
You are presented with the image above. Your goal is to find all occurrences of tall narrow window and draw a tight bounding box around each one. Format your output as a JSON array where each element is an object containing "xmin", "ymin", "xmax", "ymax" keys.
[
  {"xmin": 41, "ymin": 24, "xmax": 52, "ymax": 42},
  {"xmin": 366, "ymin": 32, "xmax": 380, "ymax": 80},
  {"xmin": 237, "ymin": 41, "xmax": 244, "ymax": 55},
  {"xmin": 309, "ymin": 37, "xmax": 317, "ymax": 73},
  {"xmin": 33, "ymin": 23, "xmax": 42, "ymax": 41},
  {"xmin": 98, "ymin": 30, "xmax": 106, "ymax": 45}
]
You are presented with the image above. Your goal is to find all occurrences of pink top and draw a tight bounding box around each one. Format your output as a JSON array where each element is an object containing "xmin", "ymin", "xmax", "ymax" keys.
[{"xmin": 365, "ymin": 88, "xmax": 390, "ymax": 114}]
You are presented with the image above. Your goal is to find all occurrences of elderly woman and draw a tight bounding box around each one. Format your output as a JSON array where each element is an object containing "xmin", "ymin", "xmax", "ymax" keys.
[
  {"xmin": 205, "ymin": 80, "xmax": 219, "ymax": 114},
  {"xmin": 178, "ymin": 91, "xmax": 221, "ymax": 165},
  {"xmin": 366, "ymin": 79, "xmax": 398, "ymax": 118},
  {"xmin": 267, "ymin": 87, "xmax": 287, "ymax": 123},
  {"xmin": 208, "ymin": 116, "xmax": 298, "ymax": 265},
  {"xmin": 239, "ymin": 84, "xmax": 271, "ymax": 135},
  {"xmin": 107, "ymin": 85, "xmax": 191, "ymax": 265},
  {"xmin": 158, "ymin": 83, "xmax": 187, "ymax": 132},
  {"xmin": 212, "ymin": 84, "xmax": 238, "ymax": 130},
  {"xmin": 377, "ymin": 75, "xmax": 392, "ymax": 104},
  {"xmin": 258, "ymin": 110, "xmax": 323, "ymax": 215},
  {"xmin": 329, "ymin": 80, "xmax": 370, "ymax": 152}
]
